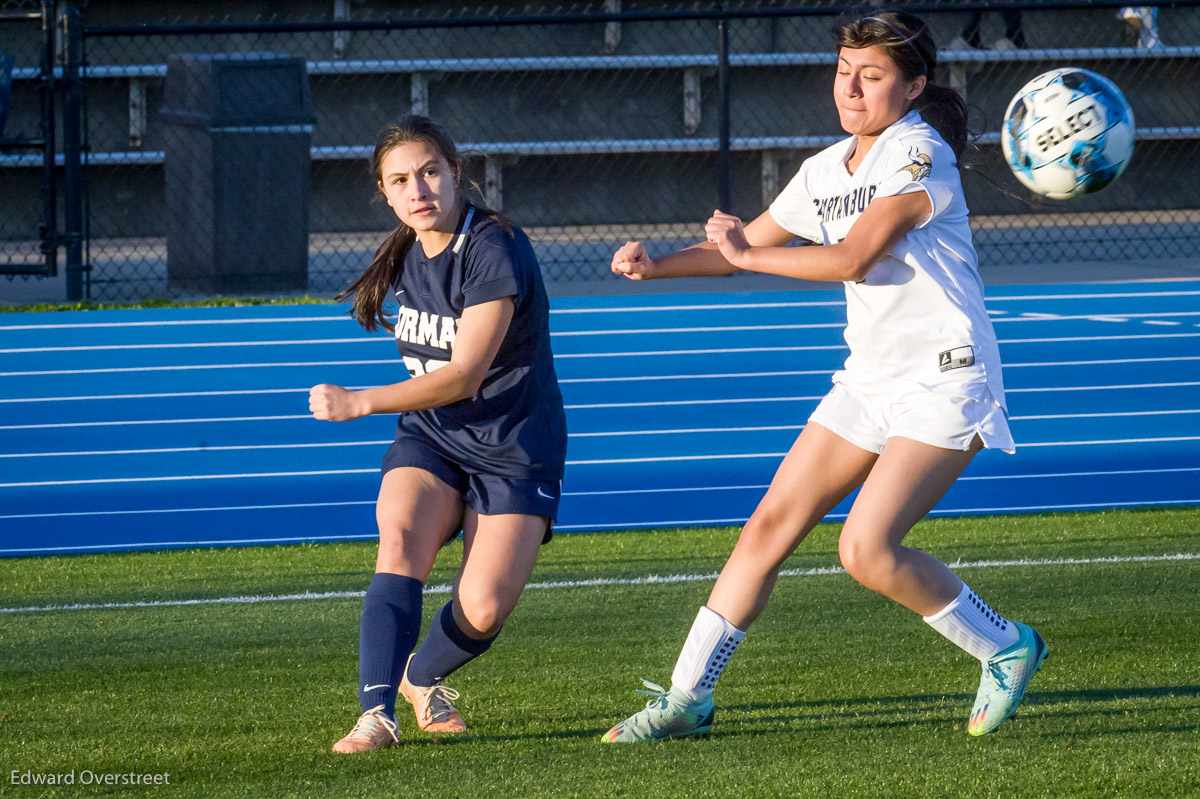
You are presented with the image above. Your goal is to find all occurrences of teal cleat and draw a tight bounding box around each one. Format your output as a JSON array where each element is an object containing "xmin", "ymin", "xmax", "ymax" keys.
[
  {"xmin": 600, "ymin": 679, "xmax": 715, "ymax": 743},
  {"xmin": 968, "ymin": 621, "xmax": 1048, "ymax": 736}
]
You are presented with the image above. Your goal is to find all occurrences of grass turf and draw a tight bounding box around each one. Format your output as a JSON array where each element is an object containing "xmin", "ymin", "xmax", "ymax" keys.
[{"xmin": 2, "ymin": 507, "xmax": 1198, "ymax": 798}]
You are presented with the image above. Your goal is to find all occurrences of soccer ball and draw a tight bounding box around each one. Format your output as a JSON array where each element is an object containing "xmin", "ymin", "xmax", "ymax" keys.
[{"xmin": 1000, "ymin": 67, "xmax": 1135, "ymax": 200}]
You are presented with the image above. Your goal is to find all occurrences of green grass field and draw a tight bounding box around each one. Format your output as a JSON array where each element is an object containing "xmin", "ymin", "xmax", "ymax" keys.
[{"xmin": 3, "ymin": 508, "xmax": 1198, "ymax": 798}]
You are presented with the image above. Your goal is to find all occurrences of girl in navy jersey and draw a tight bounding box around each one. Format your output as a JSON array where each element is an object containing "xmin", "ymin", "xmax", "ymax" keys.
[
  {"xmin": 601, "ymin": 11, "xmax": 1045, "ymax": 742},
  {"xmin": 310, "ymin": 115, "xmax": 566, "ymax": 752}
]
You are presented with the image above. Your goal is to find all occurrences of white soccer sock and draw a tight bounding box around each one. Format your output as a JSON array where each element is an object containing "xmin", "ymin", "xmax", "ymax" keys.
[
  {"xmin": 670, "ymin": 606, "xmax": 746, "ymax": 700},
  {"xmin": 923, "ymin": 581, "xmax": 1020, "ymax": 661}
]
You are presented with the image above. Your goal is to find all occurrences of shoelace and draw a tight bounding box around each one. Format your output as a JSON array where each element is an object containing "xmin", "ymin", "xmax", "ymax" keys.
[
  {"xmin": 349, "ymin": 704, "xmax": 399, "ymax": 744},
  {"xmin": 985, "ymin": 661, "xmax": 1011, "ymax": 691},
  {"xmin": 986, "ymin": 646, "xmax": 1030, "ymax": 692},
  {"xmin": 415, "ymin": 684, "xmax": 462, "ymax": 723},
  {"xmin": 634, "ymin": 678, "xmax": 670, "ymax": 710}
]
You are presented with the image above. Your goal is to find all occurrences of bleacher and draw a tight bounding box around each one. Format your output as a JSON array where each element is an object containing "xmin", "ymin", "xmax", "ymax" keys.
[
  {"xmin": 5, "ymin": 43, "xmax": 1200, "ymax": 214},
  {"xmin": 2, "ymin": 3, "xmax": 1199, "ymax": 301}
]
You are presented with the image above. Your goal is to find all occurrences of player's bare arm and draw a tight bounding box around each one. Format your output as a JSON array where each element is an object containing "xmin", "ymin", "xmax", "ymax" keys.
[
  {"xmin": 309, "ymin": 296, "xmax": 515, "ymax": 421},
  {"xmin": 611, "ymin": 210, "xmax": 794, "ymax": 280},
  {"xmin": 706, "ymin": 191, "xmax": 931, "ymax": 283}
]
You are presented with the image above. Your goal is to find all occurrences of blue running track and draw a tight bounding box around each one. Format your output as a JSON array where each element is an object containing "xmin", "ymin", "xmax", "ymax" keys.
[{"xmin": 2, "ymin": 280, "xmax": 1199, "ymax": 556}]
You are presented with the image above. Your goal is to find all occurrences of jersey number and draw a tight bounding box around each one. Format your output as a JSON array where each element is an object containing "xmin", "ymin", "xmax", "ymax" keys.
[{"xmin": 403, "ymin": 356, "xmax": 450, "ymax": 377}]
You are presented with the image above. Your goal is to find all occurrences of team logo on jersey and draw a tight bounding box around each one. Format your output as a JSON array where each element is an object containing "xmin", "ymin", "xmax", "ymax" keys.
[
  {"xmin": 899, "ymin": 148, "xmax": 932, "ymax": 182},
  {"xmin": 938, "ymin": 346, "xmax": 975, "ymax": 372}
]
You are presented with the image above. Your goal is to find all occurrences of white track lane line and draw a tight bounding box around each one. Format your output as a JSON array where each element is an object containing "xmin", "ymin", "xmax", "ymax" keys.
[
  {"xmin": 0, "ymin": 338, "xmax": 381, "ymax": 354},
  {"xmin": 3, "ymin": 288, "xmax": 1198, "ymax": 332},
  {"xmin": 0, "ymin": 316, "xmax": 348, "ymax": 331},
  {"xmin": 4, "ymin": 467, "xmax": 1199, "ymax": 519},
  {"xmin": 6, "ymin": 356, "xmax": 1200, "ymax": 404},
  {"xmin": 3, "ymin": 552, "xmax": 1196, "ymax": 615},
  {"xmin": 5, "ymin": 456, "xmax": 1199, "ymax": 491}
]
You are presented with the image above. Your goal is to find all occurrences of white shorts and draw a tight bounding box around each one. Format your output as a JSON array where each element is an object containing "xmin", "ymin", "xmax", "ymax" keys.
[{"xmin": 808, "ymin": 376, "xmax": 1016, "ymax": 455}]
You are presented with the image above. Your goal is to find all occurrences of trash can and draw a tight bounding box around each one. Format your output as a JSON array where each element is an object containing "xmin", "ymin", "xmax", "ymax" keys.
[{"xmin": 160, "ymin": 52, "xmax": 314, "ymax": 293}]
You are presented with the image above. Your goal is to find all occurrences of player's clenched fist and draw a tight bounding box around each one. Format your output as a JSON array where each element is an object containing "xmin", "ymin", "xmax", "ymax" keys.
[
  {"xmin": 611, "ymin": 240, "xmax": 657, "ymax": 280},
  {"xmin": 309, "ymin": 383, "xmax": 366, "ymax": 421},
  {"xmin": 705, "ymin": 210, "xmax": 750, "ymax": 265}
]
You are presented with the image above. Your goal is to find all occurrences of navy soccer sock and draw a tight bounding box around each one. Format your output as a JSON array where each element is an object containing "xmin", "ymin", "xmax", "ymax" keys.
[
  {"xmin": 357, "ymin": 573, "xmax": 423, "ymax": 718},
  {"xmin": 405, "ymin": 601, "xmax": 497, "ymax": 687}
]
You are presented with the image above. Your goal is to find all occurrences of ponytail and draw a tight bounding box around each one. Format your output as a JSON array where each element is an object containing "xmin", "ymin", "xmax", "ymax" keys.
[
  {"xmin": 915, "ymin": 83, "xmax": 969, "ymax": 160},
  {"xmin": 336, "ymin": 223, "xmax": 415, "ymax": 333}
]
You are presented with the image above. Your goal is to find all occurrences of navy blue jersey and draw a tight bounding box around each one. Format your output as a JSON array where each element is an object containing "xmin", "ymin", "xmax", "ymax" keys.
[{"xmin": 390, "ymin": 204, "xmax": 567, "ymax": 481}]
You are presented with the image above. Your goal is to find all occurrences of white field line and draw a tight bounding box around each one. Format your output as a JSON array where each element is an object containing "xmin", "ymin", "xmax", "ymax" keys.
[{"xmin": 3, "ymin": 552, "xmax": 1196, "ymax": 615}]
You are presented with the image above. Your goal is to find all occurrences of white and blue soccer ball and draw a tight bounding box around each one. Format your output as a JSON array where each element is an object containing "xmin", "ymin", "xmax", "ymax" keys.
[{"xmin": 1001, "ymin": 67, "xmax": 1135, "ymax": 200}]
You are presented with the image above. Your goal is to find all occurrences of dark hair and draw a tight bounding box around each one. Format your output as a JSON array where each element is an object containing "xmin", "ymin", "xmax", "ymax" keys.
[
  {"xmin": 337, "ymin": 115, "xmax": 464, "ymax": 332},
  {"xmin": 833, "ymin": 11, "xmax": 969, "ymax": 158}
]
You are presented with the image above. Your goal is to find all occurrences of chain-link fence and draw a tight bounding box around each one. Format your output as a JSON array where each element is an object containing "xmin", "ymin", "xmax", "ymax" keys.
[
  {"xmin": 0, "ymin": 0, "xmax": 61, "ymax": 287},
  {"xmin": 2, "ymin": 1, "xmax": 1199, "ymax": 302}
]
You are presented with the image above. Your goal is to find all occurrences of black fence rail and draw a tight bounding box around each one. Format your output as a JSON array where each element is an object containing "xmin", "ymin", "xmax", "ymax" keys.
[
  {"xmin": 0, "ymin": 0, "xmax": 82, "ymax": 291},
  {"xmin": 1, "ymin": 1, "xmax": 1199, "ymax": 302}
]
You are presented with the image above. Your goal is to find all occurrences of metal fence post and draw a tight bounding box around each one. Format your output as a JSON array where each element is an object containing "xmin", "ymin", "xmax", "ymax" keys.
[
  {"xmin": 716, "ymin": 10, "xmax": 731, "ymax": 212},
  {"xmin": 60, "ymin": 5, "xmax": 84, "ymax": 301},
  {"xmin": 37, "ymin": 0, "xmax": 57, "ymax": 277}
]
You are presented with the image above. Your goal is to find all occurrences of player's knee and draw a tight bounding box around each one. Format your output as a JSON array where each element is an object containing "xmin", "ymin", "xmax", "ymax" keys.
[
  {"xmin": 455, "ymin": 588, "xmax": 508, "ymax": 637},
  {"xmin": 739, "ymin": 504, "xmax": 792, "ymax": 549},
  {"xmin": 374, "ymin": 520, "xmax": 409, "ymax": 553},
  {"xmin": 734, "ymin": 505, "xmax": 809, "ymax": 568},
  {"xmin": 838, "ymin": 534, "xmax": 893, "ymax": 592}
]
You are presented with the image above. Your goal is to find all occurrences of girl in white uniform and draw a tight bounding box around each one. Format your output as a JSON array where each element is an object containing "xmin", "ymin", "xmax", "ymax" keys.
[{"xmin": 601, "ymin": 11, "xmax": 1046, "ymax": 742}]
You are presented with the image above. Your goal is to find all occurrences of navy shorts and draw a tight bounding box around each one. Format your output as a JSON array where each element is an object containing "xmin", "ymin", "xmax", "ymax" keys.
[{"xmin": 381, "ymin": 432, "xmax": 560, "ymax": 545}]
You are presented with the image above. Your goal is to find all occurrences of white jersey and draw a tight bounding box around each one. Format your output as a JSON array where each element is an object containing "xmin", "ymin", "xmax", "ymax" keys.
[{"xmin": 769, "ymin": 110, "xmax": 1006, "ymax": 409}]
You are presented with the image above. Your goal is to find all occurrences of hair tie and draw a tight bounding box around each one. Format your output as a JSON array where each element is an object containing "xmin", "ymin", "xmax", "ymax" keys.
[{"xmin": 863, "ymin": 16, "xmax": 928, "ymax": 75}]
